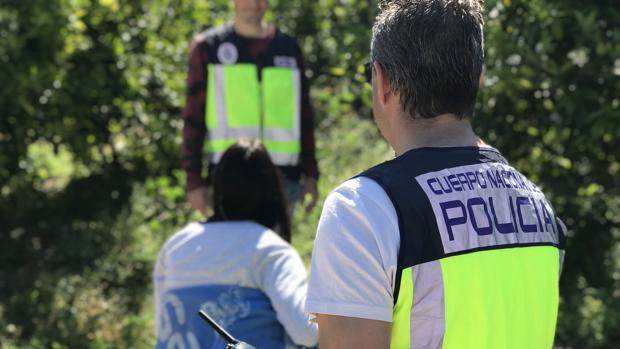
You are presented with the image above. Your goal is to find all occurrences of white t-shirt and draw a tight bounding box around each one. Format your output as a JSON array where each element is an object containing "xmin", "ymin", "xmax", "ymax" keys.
[
  {"xmin": 154, "ymin": 221, "xmax": 318, "ymax": 347},
  {"xmin": 305, "ymin": 177, "xmax": 400, "ymax": 322}
]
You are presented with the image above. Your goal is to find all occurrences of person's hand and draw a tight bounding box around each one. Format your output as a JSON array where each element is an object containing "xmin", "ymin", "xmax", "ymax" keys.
[
  {"xmin": 187, "ymin": 186, "xmax": 209, "ymax": 216},
  {"xmin": 302, "ymin": 177, "xmax": 318, "ymax": 213}
]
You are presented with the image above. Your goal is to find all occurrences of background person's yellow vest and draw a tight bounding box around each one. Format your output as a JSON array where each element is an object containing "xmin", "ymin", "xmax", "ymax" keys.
[{"xmin": 203, "ymin": 25, "xmax": 301, "ymax": 166}]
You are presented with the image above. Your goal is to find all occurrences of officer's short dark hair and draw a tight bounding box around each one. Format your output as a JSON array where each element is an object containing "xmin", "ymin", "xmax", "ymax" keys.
[{"xmin": 371, "ymin": 0, "xmax": 485, "ymax": 119}]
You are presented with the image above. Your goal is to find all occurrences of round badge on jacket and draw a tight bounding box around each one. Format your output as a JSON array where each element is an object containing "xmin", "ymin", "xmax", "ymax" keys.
[{"xmin": 217, "ymin": 42, "xmax": 238, "ymax": 64}]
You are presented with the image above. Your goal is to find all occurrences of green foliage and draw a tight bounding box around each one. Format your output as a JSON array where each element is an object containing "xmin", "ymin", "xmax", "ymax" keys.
[
  {"xmin": 478, "ymin": 1, "xmax": 620, "ymax": 346},
  {"xmin": 1, "ymin": 0, "xmax": 618, "ymax": 348}
]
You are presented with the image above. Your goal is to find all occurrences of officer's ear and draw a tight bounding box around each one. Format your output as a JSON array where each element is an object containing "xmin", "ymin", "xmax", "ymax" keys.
[{"xmin": 373, "ymin": 62, "xmax": 393, "ymax": 107}]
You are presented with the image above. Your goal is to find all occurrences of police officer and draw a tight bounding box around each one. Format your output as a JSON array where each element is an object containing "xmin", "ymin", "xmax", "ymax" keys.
[
  {"xmin": 305, "ymin": 1, "xmax": 566, "ymax": 348},
  {"xmin": 181, "ymin": 0, "xmax": 319, "ymax": 216}
]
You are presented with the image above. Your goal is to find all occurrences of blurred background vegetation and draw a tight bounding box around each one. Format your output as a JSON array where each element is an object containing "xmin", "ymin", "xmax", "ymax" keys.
[{"xmin": 0, "ymin": 0, "xmax": 618, "ymax": 348}]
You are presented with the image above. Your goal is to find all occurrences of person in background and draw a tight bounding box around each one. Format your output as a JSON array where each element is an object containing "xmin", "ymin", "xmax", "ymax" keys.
[
  {"xmin": 181, "ymin": 0, "xmax": 319, "ymax": 217},
  {"xmin": 155, "ymin": 139, "xmax": 318, "ymax": 349},
  {"xmin": 305, "ymin": 1, "xmax": 567, "ymax": 348}
]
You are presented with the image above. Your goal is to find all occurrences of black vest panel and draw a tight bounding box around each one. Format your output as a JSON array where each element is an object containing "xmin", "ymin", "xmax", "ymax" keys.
[
  {"xmin": 199, "ymin": 24, "xmax": 303, "ymax": 181},
  {"xmin": 202, "ymin": 24, "xmax": 299, "ymax": 73},
  {"xmin": 358, "ymin": 147, "xmax": 517, "ymax": 303}
]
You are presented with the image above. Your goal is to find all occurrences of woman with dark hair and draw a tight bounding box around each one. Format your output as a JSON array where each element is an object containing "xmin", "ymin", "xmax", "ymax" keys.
[
  {"xmin": 154, "ymin": 139, "xmax": 317, "ymax": 349},
  {"xmin": 211, "ymin": 138, "xmax": 291, "ymax": 242}
]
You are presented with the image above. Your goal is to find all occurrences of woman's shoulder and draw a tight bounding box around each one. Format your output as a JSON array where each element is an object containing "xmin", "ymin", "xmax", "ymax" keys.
[
  {"xmin": 228, "ymin": 222, "xmax": 295, "ymax": 257},
  {"xmin": 208, "ymin": 220, "xmax": 288, "ymax": 240},
  {"xmin": 160, "ymin": 222, "xmax": 205, "ymax": 249},
  {"xmin": 161, "ymin": 221, "xmax": 288, "ymax": 254},
  {"xmin": 207, "ymin": 220, "xmax": 282, "ymax": 241}
]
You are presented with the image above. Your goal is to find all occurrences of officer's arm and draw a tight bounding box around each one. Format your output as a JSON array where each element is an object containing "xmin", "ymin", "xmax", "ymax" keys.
[
  {"xmin": 316, "ymin": 314, "xmax": 391, "ymax": 349},
  {"xmin": 181, "ymin": 37, "xmax": 208, "ymax": 194}
]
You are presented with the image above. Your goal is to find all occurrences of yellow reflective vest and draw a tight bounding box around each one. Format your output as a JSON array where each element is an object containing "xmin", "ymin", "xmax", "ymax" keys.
[{"xmin": 204, "ymin": 25, "xmax": 301, "ymax": 166}]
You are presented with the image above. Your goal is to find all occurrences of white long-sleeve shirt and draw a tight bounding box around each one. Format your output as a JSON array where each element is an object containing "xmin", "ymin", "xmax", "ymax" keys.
[{"xmin": 154, "ymin": 221, "xmax": 317, "ymax": 348}]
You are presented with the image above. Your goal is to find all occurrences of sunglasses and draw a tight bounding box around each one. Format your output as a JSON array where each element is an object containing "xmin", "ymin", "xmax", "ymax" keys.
[{"xmin": 363, "ymin": 61, "xmax": 374, "ymax": 84}]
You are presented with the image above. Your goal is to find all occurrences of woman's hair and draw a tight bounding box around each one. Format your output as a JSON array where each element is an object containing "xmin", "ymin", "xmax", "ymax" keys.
[{"xmin": 211, "ymin": 139, "xmax": 291, "ymax": 242}]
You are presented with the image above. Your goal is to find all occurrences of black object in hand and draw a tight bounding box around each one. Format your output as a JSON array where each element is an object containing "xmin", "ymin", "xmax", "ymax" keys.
[{"xmin": 198, "ymin": 310, "xmax": 257, "ymax": 349}]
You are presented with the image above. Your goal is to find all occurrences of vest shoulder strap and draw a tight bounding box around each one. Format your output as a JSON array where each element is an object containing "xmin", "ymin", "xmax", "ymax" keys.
[
  {"xmin": 271, "ymin": 29, "xmax": 299, "ymax": 55},
  {"xmin": 199, "ymin": 25, "xmax": 299, "ymax": 64}
]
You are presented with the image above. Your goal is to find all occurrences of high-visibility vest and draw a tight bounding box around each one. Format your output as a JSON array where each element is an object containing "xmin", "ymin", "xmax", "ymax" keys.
[
  {"xmin": 203, "ymin": 25, "xmax": 301, "ymax": 166},
  {"xmin": 359, "ymin": 147, "xmax": 566, "ymax": 349}
]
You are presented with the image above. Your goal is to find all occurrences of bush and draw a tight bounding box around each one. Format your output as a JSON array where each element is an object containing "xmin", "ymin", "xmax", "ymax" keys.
[{"xmin": 0, "ymin": 0, "xmax": 618, "ymax": 347}]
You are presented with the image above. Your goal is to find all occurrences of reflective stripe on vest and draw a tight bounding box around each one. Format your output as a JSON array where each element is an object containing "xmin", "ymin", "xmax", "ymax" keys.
[
  {"xmin": 206, "ymin": 63, "xmax": 301, "ymax": 165},
  {"xmin": 390, "ymin": 267, "xmax": 413, "ymax": 349}
]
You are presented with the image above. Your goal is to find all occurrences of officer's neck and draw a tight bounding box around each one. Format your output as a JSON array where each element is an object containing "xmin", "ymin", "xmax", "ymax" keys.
[
  {"xmin": 393, "ymin": 113, "xmax": 487, "ymax": 156},
  {"xmin": 233, "ymin": 18, "xmax": 269, "ymax": 38}
]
